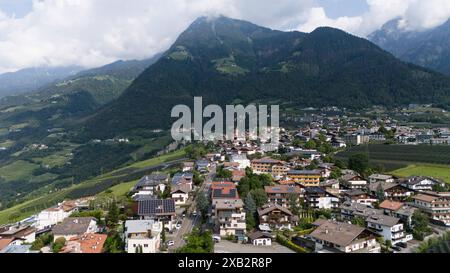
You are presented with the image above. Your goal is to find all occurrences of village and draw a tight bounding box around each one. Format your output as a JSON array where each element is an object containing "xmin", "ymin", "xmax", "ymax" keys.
[{"xmin": 0, "ymin": 104, "xmax": 449, "ymax": 254}]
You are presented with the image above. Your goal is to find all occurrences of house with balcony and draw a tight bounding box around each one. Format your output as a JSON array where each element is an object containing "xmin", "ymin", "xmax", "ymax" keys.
[
  {"xmin": 400, "ymin": 176, "xmax": 446, "ymax": 192},
  {"xmin": 265, "ymin": 185, "xmax": 302, "ymax": 208},
  {"xmin": 411, "ymin": 191, "xmax": 450, "ymax": 226},
  {"xmin": 137, "ymin": 199, "xmax": 176, "ymax": 231},
  {"xmin": 365, "ymin": 214, "xmax": 412, "ymax": 245},
  {"xmin": 304, "ymin": 187, "xmax": 339, "ymax": 210},
  {"xmin": 171, "ymin": 184, "xmax": 191, "ymax": 206},
  {"xmin": 339, "ymin": 202, "xmax": 383, "ymax": 221},
  {"xmin": 340, "ymin": 174, "xmax": 367, "ymax": 190},
  {"xmin": 368, "ymin": 182, "xmax": 413, "ymax": 201},
  {"xmin": 257, "ymin": 203, "xmax": 298, "ymax": 230},
  {"xmin": 132, "ymin": 173, "xmax": 170, "ymax": 198},
  {"xmin": 308, "ymin": 219, "xmax": 380, "ymax": 253},
  {"xmin": 342, "ymin": 189, "xmax": 377, "ymax": 207},
  {"xmin": 369, "ymin": 174, "xmax": 394, "ymax": 184},
  {"xmin": 251, "ymin": 157, "xmax": 287, "ymax": 177},
  {"xmin": 212, "ymin": 199, "xmax": 246, "ymax": 241},
  {"xmin": 287, "ymin": 170, "xmax": 322, "ymax": 187},
  {"xmin": 124, "ymin": 220, "xmax": 162, "ymax": 253}
]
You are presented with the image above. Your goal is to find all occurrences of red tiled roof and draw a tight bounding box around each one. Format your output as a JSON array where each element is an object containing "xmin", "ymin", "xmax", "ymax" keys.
[
  {"xmin": 0, "ymin": 238, "xmax": 14, "ymax": 251},
  {"xmin": 379, "ymin": 200, "xmax": 404, "ymax": 211}
]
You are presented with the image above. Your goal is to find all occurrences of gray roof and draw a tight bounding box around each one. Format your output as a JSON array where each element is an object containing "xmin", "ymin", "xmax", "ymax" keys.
[
  {"xmin": 310, "ymin": 220, "xmax": 367, "ymax": 247},
  {"xmin": 52, "ymin": 217, "xmax": 96, "ymax": 236},
  {"xmin": 0, "ymin": 245, "xmax": 38, "ymax": 254},
  {"xmin": 134, "ymin": 173, "xmax": 169, "ymax": 190},
  {"xmin": 369, "ymin": 174, "xmax": 393, "ymax": 180},
  {"xmin": 248, "ymin": 231, "xmax": 272, "ymax": 241},
  {"xmin": 125, "ymin": 220, "xmax": 156, "ymax": 234},
  {"xmin": 288, "ymin": 170, "xmax": 321, "ymax": 175},
  {"xmin": 339, "ymin": 202, "xmax": 383, "ymax": 218},
  {"xmin": 366, "ymin": 214, "xmax": 400, "ymax": 227}
]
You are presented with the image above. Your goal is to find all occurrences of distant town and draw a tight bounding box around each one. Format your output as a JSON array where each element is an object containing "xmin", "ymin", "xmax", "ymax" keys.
[{"xmin": 1, "ymin": 104, "xmax": 449, "ymax": 254}]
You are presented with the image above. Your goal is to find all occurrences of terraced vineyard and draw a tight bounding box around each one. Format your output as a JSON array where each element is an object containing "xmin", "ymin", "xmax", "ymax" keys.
[
  {"xmin": 337, "ymin": 144, "xmax": 450, "ymax": 170},
  {"xmin": 0, "ymin": 148, "xmax": 187, "ymax": 225}
]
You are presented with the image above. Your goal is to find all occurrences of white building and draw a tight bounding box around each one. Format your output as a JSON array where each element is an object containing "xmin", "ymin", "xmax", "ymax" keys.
[
  {"xmin": 230, "ymin": 154, "xmax": 251, "ymax": 170},
  {"xmin": 125, "ymin": 220, "xmax": 163, "ymax": 253},
  {"xmin": 248, "ymin": 232, "xmax": 272, "ymax": 246},
  {"xmin": 369, "ymin": 174, "xmax": 394, "ymax": 184},
  {"xmin": 36, "ymin": 201, "xmax": 78, "ymax": 230},
  {"xmin": 366, "ymin": 215, "xmax": 412, "ymax": 245},
  {"xmin": 171, "ymin": 184, "xmax": 190, "ymax": 206},
  {"xmin": 212, "ymin": 199, "xmax": 246, "ymax": 239}
]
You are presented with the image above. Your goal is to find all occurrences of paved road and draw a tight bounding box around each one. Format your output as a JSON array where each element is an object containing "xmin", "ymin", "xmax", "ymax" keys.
[
  {"xmin": 214, "ymin": 241, "xmax": 295, "ymax": 253},
  {"xmin": 167, "ymin": 164, "xmax": 215, "ymax": 251},
  {"xmin": 397, "ymin": 224, "xmax": 449, "ymax": 253}
]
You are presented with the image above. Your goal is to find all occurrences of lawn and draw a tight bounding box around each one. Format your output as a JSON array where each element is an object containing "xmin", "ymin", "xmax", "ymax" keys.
[
  {"xmin": 391, "ymin": 164, "xmax": 450, "ymax": 183},
  {"xmin": 102, "ymin": 180, "xmax": 137, "ymax": 197}
]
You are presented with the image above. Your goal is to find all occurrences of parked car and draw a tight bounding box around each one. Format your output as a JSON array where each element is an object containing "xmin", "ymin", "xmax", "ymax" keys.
[
  {"xmin": 396, "ymin": 242, "xmax": 407, "ymax": 248},
  {"xmin": 167, "ymin": 241, "xmax": 175, "ymax": 247},
  {"xmin": 176, "ymin": 222, "xmax": 182, "ymax": 230},
  {"xmin": 391, "ymin": 245, "xmax": 402, "ymax": 252},
  {"xmin": 192, "ymin": 211, "xmax": 197, "ymax": 217},
  {"xmin": 213, "ymin": 235, "xmax": 221, "ymax": 243}
]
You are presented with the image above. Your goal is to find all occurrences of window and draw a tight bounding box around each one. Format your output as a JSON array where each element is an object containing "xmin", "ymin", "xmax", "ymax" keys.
[{"xmin": 144, "ymin": 244, "xmax": 148, "ymax": 247}]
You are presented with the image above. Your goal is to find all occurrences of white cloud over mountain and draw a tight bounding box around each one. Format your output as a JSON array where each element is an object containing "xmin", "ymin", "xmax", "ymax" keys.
[{"xmin": 0, "ymin": 0, "xmax": 450, "ymax": 73}]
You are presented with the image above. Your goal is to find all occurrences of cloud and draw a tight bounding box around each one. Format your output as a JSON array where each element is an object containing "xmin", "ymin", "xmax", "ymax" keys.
[
  {"xmin": 0, "ymin": 0, "xmax": 315, "ymax": 73},
  {"xmin": 1, "ymin": 0, "xmax": 450, "ymax": 73},
  {"xmin": 295, "ymin": 0, "xmax": 450, "ymax": 37}
]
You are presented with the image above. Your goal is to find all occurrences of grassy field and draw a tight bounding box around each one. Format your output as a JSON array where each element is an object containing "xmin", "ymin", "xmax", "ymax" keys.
[
  {"xmin": 102, "ymin": 180, "xmax": 137, "ymax": 197},
  {"xmin": 0, "ymin": 160, "xmax": 39, "ymax": 182},
  {"xmin": 0, "ymin": 148, "xmax": 187, "ymax": 225},
  {"xmin": 391, "ymin": 164, "xmax": 450, "ymax": 183}
]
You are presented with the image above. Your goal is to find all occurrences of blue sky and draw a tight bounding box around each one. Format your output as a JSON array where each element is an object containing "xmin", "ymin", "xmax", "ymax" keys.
[
  {"xmin": 318, "ymin": 0, "xmax": 369, "ymax": 18},
  {"xmin": 0, "ymin": 0, "xmax": 32, "ymax": 18}
]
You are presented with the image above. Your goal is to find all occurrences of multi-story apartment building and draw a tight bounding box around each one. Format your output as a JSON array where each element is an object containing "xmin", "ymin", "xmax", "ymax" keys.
[
  {"xmin": 265, "ymin": 185, "xmax": 302, "ymax": 208},
  {"xmin": 412, "ymin": 191, "xmax": 450, "ymax": 226},
  {"xmin": 212, "ymin": 199, "xmax": 246, "ymax": 240},
  {"xmin": 304, "ymin": 187, "xmax": 339, "ymax": 210},
  {"xmin": 287, "ymin": 170, "xmax": 321, "ymax": 187},
  {"xmin": 251, "ymin": 158, "xmax": 286, "ymax": 176}
]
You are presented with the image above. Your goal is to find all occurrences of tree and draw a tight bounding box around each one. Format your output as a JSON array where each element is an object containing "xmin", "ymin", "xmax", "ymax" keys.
[
  {"xmin": 177, "ymin": 228, "xmax": 213, "ymax": 253},
  {"xmin": 250, "ymin": 189, "xmax": 268, "ymax": 208},
  {"xmin": 196, "ymin": 192, "xmax": 210, "ymax": 219},
  {"xmin": 375, "ymin": 183, "xmax": 385, "ymax": 201},
  {"xmin": 193, "ymin": 170, "xmax": 204, "ymax": 186},
  {"xmin": 106, "ymin": 201, "xmax": 120, "ymax": 228},
  {"xmin": 288, "ymin": 193, "xmax": 300, "ymax": 215},
  {"xmin": 103, "ymin": 230, "xmax": 125, "ymax": 253},
  {"xmin": 244, "ymin": 193, "xmax": 257, "ymax": 230},
  {"xmin": 304, "ymin": 140, "xmax": 316, "ymax": 149},
  {"xmin": 216, "ymin": 166, "xmax": 232, "ymax": 179},
  {"xmin": 52, "ymin": 237, "xmax": 66, "ymax": 253},
  {"xmin": 411, "ymin": 210, "xmax": 432, "ymax": 241},
  {"xmin": 348, "ymin": 153, "xmax": 369, "ymax": 175},
  {"xmin": 351, "ymin": 216, "xmax": 366, "ymax": 227}
]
